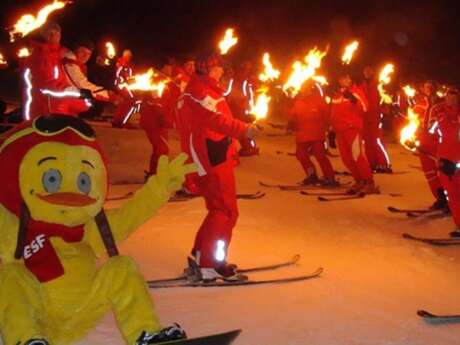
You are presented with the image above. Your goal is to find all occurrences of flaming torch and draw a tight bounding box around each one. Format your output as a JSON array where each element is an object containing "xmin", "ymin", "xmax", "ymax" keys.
[
  {"xmin": 0, "ymin": 53, "xmax": 7, "ymax": 67},
  {"xmin": 341, "ymin": 40, "xmax": 359, "ymax": 65},
  {"xmin": 119, "ymin": 68, "xmax": 167, "ymax": 97},
  {"xmin": 104, "ymin": 41, "xmax": 116, "ymax": 65},
  {"xmin": 17, "ymin": 47, "xmax": 31, "ymax": 58},
  {"xmin": 282, "ymin": 47, "xmax": 328, "ymax": 98},
  {"xmin": 259, "ymin": 53, "xmax": 280, "ymax": 83},
  {"xmin": 218, "ymin": 28, "xmax": 238, "ymax": 55},
  {"xmin": 9, "ymin": 0, "xmax": 69, "ymax": 42},
  {"xmin": 402, "ymin": 85, "xmax": 416, "ymax": 99},
  {"xmin": 400, "ymin": 107, "xmax": 420, "ymax": 151},
  {"xmin": 248, "ymin": 88, "xmax": 271, "ymax": 121},
  {"xmin": 378, "ymin": 63, "xmax": 394, "ymax": 105}
]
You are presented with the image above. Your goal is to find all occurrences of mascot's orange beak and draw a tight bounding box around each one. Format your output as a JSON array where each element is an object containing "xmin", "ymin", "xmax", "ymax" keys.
[{"xmin": 36, "ymin": 192, "xmax": 97, "ymax": 207}]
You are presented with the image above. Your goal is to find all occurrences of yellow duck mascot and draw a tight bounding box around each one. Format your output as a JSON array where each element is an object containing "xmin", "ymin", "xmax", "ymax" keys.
[{"xmin": 0, "ymin": 114, "xmax": 195, "ymax": 345}]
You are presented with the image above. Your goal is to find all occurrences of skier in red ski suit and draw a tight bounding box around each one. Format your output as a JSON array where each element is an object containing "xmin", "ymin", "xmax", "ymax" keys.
[
  {"xmin": 139, "ymin": 92, "xmax": 173, "ymax": 176},
  {"xmin": 112, "ymin": 50, "xmax": 137, "ymax": 128},
  {"xmin": 330, "ymin": 74, "xmax": 379, "ymax": 194},
  {"xmin": 176, "ymin": 54, "xmax": 255, "ymax": 280},
  {"xmin": 171, "ymin": 59, "xmax": 201, "ymax": 195},
  {"xmin": 414, "ymin": 81, "xmax": 446, "ymax": 210},
  {"xmin": 21, "ymin": 23, "xmax": 89, "ymax": 121},
  {"xmin": 287, "ymin": 83, "xmax": 336, "ymax": 186},
  {"xmin": 432, "ymin": 89, "xmax": 460, "ymax": 236},
  {"xmin": 360, "ymin": 66, "xmax": 391, "ymax": 173}
]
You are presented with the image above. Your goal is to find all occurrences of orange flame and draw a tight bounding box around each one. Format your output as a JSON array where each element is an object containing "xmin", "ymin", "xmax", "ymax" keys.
[
  {"xmin": 378, "ymin": 63, "xmax": 394, "ymax": 104},
  {"xmin": 400, "ymin": 107, "xmax": 420, "ymax": 151},
  {"xmin": 402, "ymin": 85, "xmax": 416, "ymax": 98},
  {"xmin": 436, "ymin": 85, "xmax": 448, "ymax": 98},
  {"xmin": 282, "ymin": 47, "xmax": 328, "ymax": 98},
  {"xmin": 17, "ymin": 47, "xmax": 31, "ymax": 58},
  {"xmin": 259, "ymin": 53, "xmax": 280, "ymax": 82},
  {"xmin": 9, "ymin": 1, "xmax": 68, "ymax": 42},
  {"xmin": 218, "ymin": 28, "xmax": 238, "ymax": 55},
  {"xmin": 249, "ymin": 87, "xmax": 271, "ymax": 121},
  {"xmin": 341, "ymin": 40, "xmax": 359, "ymax": 65},
  {"xmin": 104, "ymin": 41, "xmax": 116, "ymax": 65},
  {"xmin": 0, "ymin": 53, "xmax": 7, "ymax": 66},
  {"xmin": 119, "ymin": 68, "xmax": 167, "ymax": 96}
]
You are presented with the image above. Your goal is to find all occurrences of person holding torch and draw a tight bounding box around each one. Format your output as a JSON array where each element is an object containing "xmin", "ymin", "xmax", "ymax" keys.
[{"xmin": 176, "ymin": 53, "xmax": 259, "ymax": 281}]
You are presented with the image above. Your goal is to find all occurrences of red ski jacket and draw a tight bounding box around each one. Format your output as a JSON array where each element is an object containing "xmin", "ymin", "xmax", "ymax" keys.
[
  {"xmin": 330, "ymin": 86, "xmax": 368, "ymax": 133},
  {"xmin": 359, "ymin": 79, "xmax": 381, "ymax": 126},
  {"xmin": 432, "ymin": 103, "xmax": 460, "ymax": 162},
  {"xmin": 21, "ymin": 41, "xmax": 89, "ymax": 120},
  {"xmin": 287, "ymin": 92, "xmax": 329, "ymax": 142},
  {"xmin": 176, "ymin": 74, "xmax": 249, "ymax": 176}
]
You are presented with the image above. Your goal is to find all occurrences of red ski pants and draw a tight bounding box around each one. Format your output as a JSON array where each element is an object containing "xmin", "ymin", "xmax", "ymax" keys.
[
  {"xmin": 296, "ymin": 141, "xmax": 335, "ymax": 179},
  {"xmin": 419, "ymin": 133, "xmax": 442, "ymax": 200},
  {"xmin": 363, "ymin": 121, "xmax": 390, "ymax": 168},
  {"xmin": 193, "ymin": 163, "xmax": 238, "ymax": 268},
  {"xmin": 440, "ymin": 172, "xmax": 460, "ymax": 227},
  {"xmin": 336, "ymin": 128, "xmax": 373, "ymax": 183},
  {"xmin": 143, "ymin": 125, "xmax": 169, "ymax": 174}
]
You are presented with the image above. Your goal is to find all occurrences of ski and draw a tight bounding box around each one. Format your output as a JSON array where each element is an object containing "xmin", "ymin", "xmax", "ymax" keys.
[
  {"xmin": 259, "ymin": 181, "xmax": 348, "ymax": 191},
  {"xmin": 406, "ymin": 210, "xmax": 448, "ymax": 218},
  {"xmin": 303, "ymin": 191, "xmax": 402, "ymax": 197},
  {"xmin": 417, "ymin": 310, "xmax": 460, "ymax": 321},
  {"xmin": 157, "ymin": 329, "xmax": 241, "ymax": 345},
  {"xmin": 147, "ymin": 255, "xmax": 301, "ymax": 285},
  {"xmin": 169, "ymin": 191, "xmax": 266, "ymax": 203},
  {"xmin": 148, "ymin": 267, "xmax": 323, "ymax": 289},
  {"xmin": 268, "ymin": 122, "xmax": 286, "ymax": 130},
  {"xmin": 402, "ymin": 233, "xmax": 460, "ymax": 246},
  {"xmin": 276, "ymin": 150, "xmax": 296, "ymax": 156},
  {"xmin": 387, "ymin": 206, "xmax": 432, "ymax": 214},
  {"xmin": 318, "ymin": 193, "xmax": 366, "ymax": 202}
]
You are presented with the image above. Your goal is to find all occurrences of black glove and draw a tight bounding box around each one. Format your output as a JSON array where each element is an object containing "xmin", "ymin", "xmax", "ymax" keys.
[
  {"xmin": 343, "ymin": 90, "xmax": 357, "ymax": 104},
  {"xmin": 328, "ymin": 131, "xmax": 336, "ymax": 149},
  {"xmin": 79, "ymin": 89, "xmax": 93, "ymax": 101},
  {"xmin": 439, "ymin": 158, "xmax": 458, "ymax": 177}
]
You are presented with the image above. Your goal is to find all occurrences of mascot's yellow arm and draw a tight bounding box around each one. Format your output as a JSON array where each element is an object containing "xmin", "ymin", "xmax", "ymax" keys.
[{"xmin": 84, "ymin": 154, "xmax": 196, "ymax": 256}]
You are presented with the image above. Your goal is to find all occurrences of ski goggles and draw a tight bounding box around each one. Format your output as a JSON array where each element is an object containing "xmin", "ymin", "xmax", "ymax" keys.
[
  {"xmin": 33, "ymin": 114, "xmax": 95, "ymax": 140},
  {"xmin": 0, "ymin": 114, "xmax": 96, "ymax": 153}
]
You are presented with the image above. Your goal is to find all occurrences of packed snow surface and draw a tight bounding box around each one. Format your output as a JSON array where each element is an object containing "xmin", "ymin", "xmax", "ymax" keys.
[{"xmin": 4, "ymin": 124, "xmax": 460, "ymax": 344}]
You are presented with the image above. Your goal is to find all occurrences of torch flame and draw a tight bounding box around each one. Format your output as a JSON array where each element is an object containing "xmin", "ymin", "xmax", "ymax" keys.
[
  {"xmin": 378, "ymin": 63, "xmax": 394, "ymax": 105},
  {"xmin": 249, "ymin": 88, "xmax": 271, "ymax": 121},
  {"xmin": 17, "ymin": 47, "xmax": 31, "ymax": 58},
  {"xmin": 218, "ymin": 28, "xmax": 238, "ymax": 55},
  {"xmin": 0, "ymin": 53, "xmax": 7, "ymax": 66},
  {"xmin": 9, "ymin": 0, "xmax": 68, "ymax": 42},
  {"xmin": 400, "ymin": 107, "xmax": 420, "ymax": 151},
  {"xmin": 282, "ymin": 47, "xmax": 328, "ymax": 98},
  {"xmin": 105, "ymin": 42, "xmax": 116, "ymax": 59},
  {"xmin": 402, "ymin": 85, "xmax": 416, "ymax": 98},
  {"xmin": 341, "ymin": 40, "xmax": 359, "ymax": 65},
  {"xmin": 259, "ymin": 53, "xmax": 280, "ymax": 82},
  {"xmin": 119, "ymin": 68, "xmax": 167, "ymax": 97}
]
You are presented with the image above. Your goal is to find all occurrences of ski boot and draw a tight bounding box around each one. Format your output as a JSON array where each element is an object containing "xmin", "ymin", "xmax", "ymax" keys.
[
  {"xmin": 360, "ymin": 181, "xmax": 381, "ymax": 195},
  {"xmin": 25, "ymin": 340, "xmax": 49, "ymax": 345},
  {"xmin": 185, "ymin": 257, "xmax": 245, "ymax": 282},
  {"xmin": 136, "ymin": 324, "xmax": 187, "ymax": 344},
  {"xmin": 450, "ymin": 229, "xmax": 460, "ymax": 238},
  {"xmin": 320, "ymin": 178, "xmax": 340, "ymax": 188},
  {"xmin": 346, "ymin": 180, "xmax": 365, "ymax": 195},
  {"xmin": 430, "ymin": 188, "xmax": 449, "ymax": 211},
  {"xmin": 374, "ymin": 165, "xmax": 393, "ymax": 174},
  {"xmin": 301, "ymin": 173, "xmax": 320, "ymax": 186}
]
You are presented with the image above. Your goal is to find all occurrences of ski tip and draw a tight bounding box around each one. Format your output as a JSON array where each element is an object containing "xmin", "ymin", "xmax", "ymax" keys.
[
  {"xmin": 417, "ymin": 310, "xmax": 434, "ymax": 318},
  {"xmin": 387, "ymin": 206, "xmax": 398, "ymax": 212},
  {"xmin": 402, "ymin": 233, "xmax": 414, "ymax": 240}
]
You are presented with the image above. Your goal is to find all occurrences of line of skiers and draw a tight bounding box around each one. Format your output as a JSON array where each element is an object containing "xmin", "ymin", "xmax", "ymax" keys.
[{"xmin": 5, "ymin": 21, "xmax": 460, "ymax": 281}]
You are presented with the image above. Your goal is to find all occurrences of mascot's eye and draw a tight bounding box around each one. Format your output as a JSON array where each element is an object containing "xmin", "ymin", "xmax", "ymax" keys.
[
  {"xmin": 77, "ymin": 172, "xmax": 92, "ymax": 194},
  {"xmin": 42, "ymin": 169, "xmax": 62, "ymax": 193}
]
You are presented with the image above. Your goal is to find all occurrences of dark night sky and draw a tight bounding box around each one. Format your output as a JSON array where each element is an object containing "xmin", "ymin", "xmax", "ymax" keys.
[{"xmin": 1, "ymin": 0, "xmax": 460, "ymax": 84}]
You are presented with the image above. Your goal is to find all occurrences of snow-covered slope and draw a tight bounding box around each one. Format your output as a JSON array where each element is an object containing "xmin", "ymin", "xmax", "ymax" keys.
[{"xmin": 6, "ymin": 124, "xmax": 460, "ymax": 345}]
